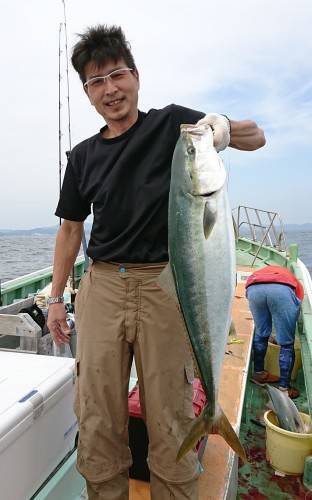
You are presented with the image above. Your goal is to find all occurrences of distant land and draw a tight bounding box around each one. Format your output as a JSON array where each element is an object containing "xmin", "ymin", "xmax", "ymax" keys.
[
  {"xmin": 0, "ymin": 222, "xmax": 312, "ymax": 236},
  {"xmin": 0, "ymin": 224, "xmax": 92, "ymax": 236}
]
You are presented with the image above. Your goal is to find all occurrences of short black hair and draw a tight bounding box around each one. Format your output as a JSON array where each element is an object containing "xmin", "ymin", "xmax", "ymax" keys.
[{"xmin": 71, "ymin": 25, "xmax": 136, "ymax": 83}]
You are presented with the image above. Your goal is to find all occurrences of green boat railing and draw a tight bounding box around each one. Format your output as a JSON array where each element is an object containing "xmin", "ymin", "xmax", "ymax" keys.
[
  {"xmin": 0, "ymin": 256, "xmax": 86, "ymax": 307},
  {"xmin": 289, "ymin": 248, "xmax": 312, "ymax": 420}
]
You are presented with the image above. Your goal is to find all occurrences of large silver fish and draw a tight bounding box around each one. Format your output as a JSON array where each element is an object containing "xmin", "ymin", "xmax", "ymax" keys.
[
  {"xmin": 266, "ymin": 385, "xmax": 307, "ymax": 433},
  {"xmin": 159, "ymin": 124, "xmax": 247, "ymax": 463}
]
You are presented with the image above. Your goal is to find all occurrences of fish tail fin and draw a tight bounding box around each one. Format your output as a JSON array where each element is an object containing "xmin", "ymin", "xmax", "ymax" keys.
[
  {"xmin": 176, "ymin": 407, "xmax": 207, "ymax": 463},
  {"xmin": 176, "ymin": 404, "xmax": 247, "ymax": 464},
  {"xmin": 215, "ymin": 405, "xmax": 248, "ymax": 463}
]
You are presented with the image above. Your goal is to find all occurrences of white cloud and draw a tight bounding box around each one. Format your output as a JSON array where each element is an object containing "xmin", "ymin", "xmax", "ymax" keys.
[{"xmin": 0, "ymin": 0, "xmax": 311, "ymax": 227}]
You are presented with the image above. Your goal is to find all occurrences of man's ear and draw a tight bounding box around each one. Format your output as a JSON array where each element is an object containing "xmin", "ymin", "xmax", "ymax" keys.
[
  {"xmin": 83, "ymin": 85, "xmax": 94, "ymax": 106},
  {"xmin": 133, "ymin": 69, "xmax": 140, "ymax": 89}
]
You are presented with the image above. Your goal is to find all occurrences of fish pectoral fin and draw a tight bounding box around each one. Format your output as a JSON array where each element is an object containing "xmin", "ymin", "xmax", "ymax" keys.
[
  {"xmin": 203, "ymin": 198, "xmax": 217, "ymax": 239},
  {"xmin": 176, "ymin": 404, "xmax": 247, "ymax": 464},
  {"xmin": 157, "ymin": 263, "xmax": 179, "ymax": 304}
]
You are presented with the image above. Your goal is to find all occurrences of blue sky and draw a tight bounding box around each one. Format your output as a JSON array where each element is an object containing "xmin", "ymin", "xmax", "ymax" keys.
[{"xmin": 0, "ymin": 0, "xmax": 311, "ymax": 228}]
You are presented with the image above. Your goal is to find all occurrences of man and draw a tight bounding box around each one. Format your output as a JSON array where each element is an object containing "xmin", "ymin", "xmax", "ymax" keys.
[
  {"xmin": 47, "ymin": 25, "xmax": 265, "ymax": 500},
  {"xmin": 245, "ymin": 265, "xmax": 304, "ymax": 399}
]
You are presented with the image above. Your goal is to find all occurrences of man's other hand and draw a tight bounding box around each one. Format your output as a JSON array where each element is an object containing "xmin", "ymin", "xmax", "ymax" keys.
[
  {"xmin": 47, "ymin": 303, "xmax": 71, "ymax": 346},
  {"xmin": 196, "ymin": 113, "xmax": 230, "ymax": 152}
]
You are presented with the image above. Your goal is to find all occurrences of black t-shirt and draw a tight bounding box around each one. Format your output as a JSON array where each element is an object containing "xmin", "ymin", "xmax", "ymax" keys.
[{"xmin": 55, "ymin": 104, "xmax": 204, "ymax": 262}]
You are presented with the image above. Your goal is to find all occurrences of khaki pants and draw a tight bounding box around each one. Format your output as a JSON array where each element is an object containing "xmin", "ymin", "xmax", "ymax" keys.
[{"xmin": 74, "ymin": 261, "xmax": 199, "ymax": 499}]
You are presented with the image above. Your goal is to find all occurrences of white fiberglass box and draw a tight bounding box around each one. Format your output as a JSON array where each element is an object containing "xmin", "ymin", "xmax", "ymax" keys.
[{"xmin": 0, "ymin": 351, "xmax": 77, "ymax": 500}]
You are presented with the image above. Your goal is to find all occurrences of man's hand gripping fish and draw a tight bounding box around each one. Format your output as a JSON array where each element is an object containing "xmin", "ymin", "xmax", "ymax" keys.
[{"xmin": 159, "ymin": 123, "xmax": 247, "ymax": 463}]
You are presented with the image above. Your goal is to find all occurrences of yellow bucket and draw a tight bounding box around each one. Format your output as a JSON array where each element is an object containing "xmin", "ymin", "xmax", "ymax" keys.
[
  {"xmin": 264, "ymin": 410, "xmax": 312, "ymax": 475},
  {"xmin": 264, "ymin": 337, "xmax": 302, "ymax": 381}
]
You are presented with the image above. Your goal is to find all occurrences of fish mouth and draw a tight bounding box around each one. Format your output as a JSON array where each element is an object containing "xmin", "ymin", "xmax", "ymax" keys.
[
  {"xmin": 180, "ymin": 123, "xmax": 214, "ymax": 152},
  {"xmin": 192, "ymin": 192, "xmax": 217, "ymax": 199},
  {"xmin": 181, "ymin": 124, "xmax": 207, "ymax": 135},
  {"xmin": 197, "ymin": 191, "xmax": 216, "ymax": 197}
]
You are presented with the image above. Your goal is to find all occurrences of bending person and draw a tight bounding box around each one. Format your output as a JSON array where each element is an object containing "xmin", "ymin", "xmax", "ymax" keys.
[{"xmin": 246, "ymin": 265, "xmax": 303, "ymax": 399}]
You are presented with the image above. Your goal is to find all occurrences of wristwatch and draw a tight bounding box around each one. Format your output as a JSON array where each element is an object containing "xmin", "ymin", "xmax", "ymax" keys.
[{"xmin": 47, "ymin": 296, "xmax": 64, "ymax": 305}]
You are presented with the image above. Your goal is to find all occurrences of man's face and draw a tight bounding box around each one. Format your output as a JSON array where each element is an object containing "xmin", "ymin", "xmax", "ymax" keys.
[{"xmin": 84, "ymin": 58, "xmax": 139, "ymax": 128}]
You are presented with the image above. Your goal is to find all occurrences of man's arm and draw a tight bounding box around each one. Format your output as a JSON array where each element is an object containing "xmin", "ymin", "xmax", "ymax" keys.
[
  {"xmin": 47, "ymin": 220, "xmax": 84, "ymax": 345},
  {"xmin": 51, "ymin": 220, "xmax": 84, "ymax": 296},
  {"xmin": 229, "ymin": 119, "xmax": 266, "ymax": 151}
]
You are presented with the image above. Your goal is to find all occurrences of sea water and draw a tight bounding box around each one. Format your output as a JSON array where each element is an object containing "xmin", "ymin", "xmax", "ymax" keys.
[{"xmin": 0, "ymin": 231, "xmax": 311, "ymax": 283}]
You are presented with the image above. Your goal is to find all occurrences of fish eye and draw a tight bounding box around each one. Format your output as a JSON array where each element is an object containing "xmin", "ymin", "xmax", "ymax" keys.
[{"xmin": 187, "ymin": 146, "xmax": 195, "ymax": 155}]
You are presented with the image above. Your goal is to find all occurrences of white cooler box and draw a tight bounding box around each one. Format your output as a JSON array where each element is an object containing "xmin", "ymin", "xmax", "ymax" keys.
[{"xmin": 0, "ymin": 352, "xmax": 77, "ymax": 500}]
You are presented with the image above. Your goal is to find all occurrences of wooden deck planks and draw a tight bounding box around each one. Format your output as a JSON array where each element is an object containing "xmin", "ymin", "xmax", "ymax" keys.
[
  {"xmin": 130, "ymin": 480, "xmax": 151, "ymax": 500},
  {"xmin": 129, "ymin": 266, "xmax": 254, "ymax": 500}
]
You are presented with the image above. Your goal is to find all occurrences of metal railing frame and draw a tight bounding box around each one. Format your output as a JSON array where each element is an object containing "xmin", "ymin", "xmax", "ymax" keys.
[{"xmin": 233, "ymin": 206, "xmax": 287, "ymax": 264}]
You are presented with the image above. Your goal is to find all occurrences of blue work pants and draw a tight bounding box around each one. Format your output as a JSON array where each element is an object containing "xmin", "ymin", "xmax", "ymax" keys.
[{"xmin": 246, "ymin": 283, "xmax": 301, "ymax": 388}]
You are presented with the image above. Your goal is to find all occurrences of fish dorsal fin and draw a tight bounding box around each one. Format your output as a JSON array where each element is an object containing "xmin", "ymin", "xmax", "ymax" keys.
[
  {"xmin": 203, "ymin": 198, "xmax": 217, "ymax": 239},
  {"xmin": 157, "ymin": 263, "xmax": 179, "ymax": 304}
]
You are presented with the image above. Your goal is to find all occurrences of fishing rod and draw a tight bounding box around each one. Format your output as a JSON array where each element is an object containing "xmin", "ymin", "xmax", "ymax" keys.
[
  {"xmin": 58, "ymin": 1, "xmax": 89, "ymax": 291},
  {"xmin": 60, "ymin": 0, "xmax": 77, "ymax": 293},
  {"xmin": 58, "ymin": 22, "xmax": 62, "ymax": 228},
  {"xmin": 62, "ymin": 0, "xmax": 72, "ymax": 153}
]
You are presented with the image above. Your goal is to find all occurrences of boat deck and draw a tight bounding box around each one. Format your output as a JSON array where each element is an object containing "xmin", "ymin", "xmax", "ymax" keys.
[{"xmin": 129, "ymin": 265, "xmax": 255, "ymax": 500}]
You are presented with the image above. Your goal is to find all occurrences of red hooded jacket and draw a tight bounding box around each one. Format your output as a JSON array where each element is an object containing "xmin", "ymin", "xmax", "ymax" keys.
[{"xmin": 245, "ymin": 265, "xmax": 304, "ymax": 300}]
